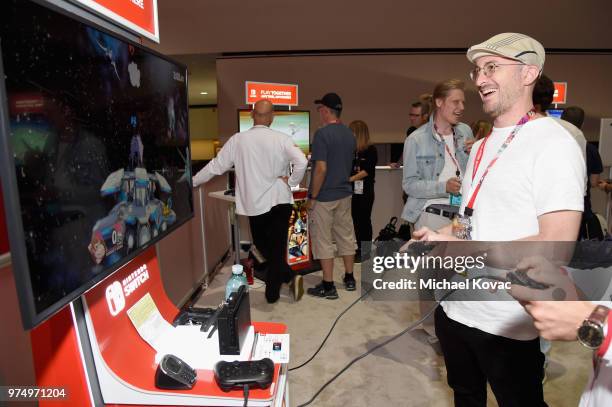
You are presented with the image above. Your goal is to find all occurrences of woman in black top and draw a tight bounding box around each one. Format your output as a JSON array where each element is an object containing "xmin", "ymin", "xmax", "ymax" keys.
[{"xmin": 348, "ymin": 120, "xmax": 377, "ymax": 263}]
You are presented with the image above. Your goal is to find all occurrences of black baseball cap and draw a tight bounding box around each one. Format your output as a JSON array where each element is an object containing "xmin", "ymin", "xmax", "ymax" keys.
[{"xmin": 314, "ymin": 92, "xmax": 342, "ymax": 111}]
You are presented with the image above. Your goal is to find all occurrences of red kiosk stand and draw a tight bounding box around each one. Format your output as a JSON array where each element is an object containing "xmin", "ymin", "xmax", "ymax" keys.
[
  {"xmin": 210, "ymin": 187, "xmax": 319, "ymax": 276},
  {"xmin": 30, "ymin": 246, "xmax": 289, "ymax": 406},
  {"xmin": 288, "ymin": 189, "xmax": 322, "ymax": 275},
  {"xmin": 287, "ymin": 189, "xmax": 317, "ymax": 274}
]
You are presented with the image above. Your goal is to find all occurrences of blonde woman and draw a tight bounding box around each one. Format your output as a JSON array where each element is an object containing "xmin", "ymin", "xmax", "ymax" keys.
[
  {"xmin": 348, "ymin": 120, "xmax": 378, "ymax": 262},
  {"xmin": 465, "ymin": 119, "xmax": 492, "ymax": 153},
  {"xmin": 471, "ymin": 119, "xmax": 492, "ymax": 140}
]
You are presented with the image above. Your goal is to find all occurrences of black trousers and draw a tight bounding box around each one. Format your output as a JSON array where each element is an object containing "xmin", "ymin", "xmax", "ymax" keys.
[
  {"xmin": 248, "ymin": 203, "xmax": 293, "ymax": 302},
  {"xmin": 435, "ymin": 307, "xmax": 547, "ymax": 407},
  {"xmin": 579, "ymin": 210, "xmax": 604, "ymax": 240},
  {"xmin": 351, "ymin": 190, "xmax": 374, "ymax": 254}
]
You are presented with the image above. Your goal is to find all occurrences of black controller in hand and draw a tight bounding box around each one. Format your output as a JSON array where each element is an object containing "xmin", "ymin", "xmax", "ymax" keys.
[
  {"xmin": 403, "ymin": 241, "xmax": 436, "ymax": 256},
  {"xmin": 506, "ymin": 270, "xmax": 552, "ymax": 290},
  {"xmin": 214, "ymin": 358, "xmax": 274, "ymax": 392}
]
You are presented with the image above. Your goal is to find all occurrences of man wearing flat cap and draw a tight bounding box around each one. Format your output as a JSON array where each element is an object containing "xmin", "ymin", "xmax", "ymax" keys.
[
  {"xmin": 413, "ymin": 33, "xmax": 585, "ymax": 406},
  {"xmin": 306, "ymin": 92, "xmax": 357, "ymax": 299}
]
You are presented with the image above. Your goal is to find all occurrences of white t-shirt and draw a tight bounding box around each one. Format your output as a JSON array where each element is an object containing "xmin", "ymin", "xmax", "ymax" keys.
[
  {"xmin": 579, "ymin": 341, "xmax": 612, "ymax": 407},
  {"xmin": 422, "ymin": 133, "xmax": 459, "ymax": 209},
  {"xmin": 192, "ymin": 125, "xmax": 308, "ymax": 216},
  {"xmin": 554, "ymin": 118, "xmax": 586, "ymax": 160},
  {"xmin": 441, "ymin": 117, "xmax": 586, "ymax": 340},
  {"xmin": 554, "ymin": 118, "xmax": 587, "ymax": 192}
]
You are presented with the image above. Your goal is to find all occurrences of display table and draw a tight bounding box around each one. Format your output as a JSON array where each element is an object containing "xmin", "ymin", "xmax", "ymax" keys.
[
  {"xmin": 209, "ymin": 190, "xmax": 242, "ymax": 264},
  {"xmin": 32, "ymin": 246, "xmax": 289, "ymax": 406}
]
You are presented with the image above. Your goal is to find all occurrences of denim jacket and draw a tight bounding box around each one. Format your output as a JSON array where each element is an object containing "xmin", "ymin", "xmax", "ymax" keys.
[{"xmin": 401, "ymin": 114, "xmax": 473, "ymax": 222}]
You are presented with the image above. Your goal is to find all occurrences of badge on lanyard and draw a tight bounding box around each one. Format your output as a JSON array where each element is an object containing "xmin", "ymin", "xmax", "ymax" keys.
[
  {"xmin": 353, "ymin": 151, "xmax": 364, "ymax": 195},
  {"xmin": 354, "ymin": 180, "xmax": 364, "ymax": 195},
  {"xmin": 449, "ymin": 170, "xmax": 463, "ymax": 206},
  {"xmin": 452, "ymin": 214, "xmax": 472, "ymax": 240}
]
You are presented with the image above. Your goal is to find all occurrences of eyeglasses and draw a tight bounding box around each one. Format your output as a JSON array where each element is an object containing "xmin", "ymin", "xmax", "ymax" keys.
[{"xmin": 469, "ymin": 62, "xmax": 525, "ymax": 81}]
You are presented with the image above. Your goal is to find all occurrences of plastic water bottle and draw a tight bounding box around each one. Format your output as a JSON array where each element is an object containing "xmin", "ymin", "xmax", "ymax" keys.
[{"xmin": 225, "ymin": 264, "xmax": 248, "ymax": 300}]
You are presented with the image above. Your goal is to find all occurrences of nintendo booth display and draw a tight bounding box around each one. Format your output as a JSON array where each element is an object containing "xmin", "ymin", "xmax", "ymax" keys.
[{"xmin": 0, "ymin": 0, "xmax": 288, "ymax": 406}]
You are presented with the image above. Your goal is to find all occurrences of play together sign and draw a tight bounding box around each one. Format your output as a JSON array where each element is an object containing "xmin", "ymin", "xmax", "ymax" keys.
[
  {"xmin": 553, "ymin": 82, "xmax": 567, "ymax": 104},
  {"xmin": 246, "ymin": 81, "xmax": 298, "ymax": 106}
]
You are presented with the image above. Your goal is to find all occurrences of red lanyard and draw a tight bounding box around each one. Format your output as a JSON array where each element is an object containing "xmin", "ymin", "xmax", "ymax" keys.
[
  {"xmin": 465, "ymin": 111, "xmax": 534, "ymax": 216},
  {"xmin": 443, "ymin": 142, "xmax": 461, "ymax": 176},
  {"xmin": 435, "ymin": 125, "xmax": 461, "ymax": 176},
  {"xmin": 471, "ymin": 135, "xmax": 490, "ymax": 182}
]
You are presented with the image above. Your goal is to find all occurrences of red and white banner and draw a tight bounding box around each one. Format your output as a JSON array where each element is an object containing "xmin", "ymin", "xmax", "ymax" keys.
[
  {"xmin": 246, "ymin": 81, "xmax": 299, "ymax": 106},
  {"xmin": 0, "ymin": 184, "xmax": 8, "ymax": 255},
  {"xmin": 553, "ymin": 82, "xmax": 568, "ymax": 104},
  {"xmin": 73, "ymin": 0, "xmax": 159, "ymax": 43}
]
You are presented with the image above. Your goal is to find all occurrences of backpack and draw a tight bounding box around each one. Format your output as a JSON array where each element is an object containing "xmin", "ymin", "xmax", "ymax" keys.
[
  {"xmin": 375, "ymin": 216, "xmax": 398, "ymax": 242},
  {"xmin": 374, "ymin": 217, "xmax": 402, "ymax": 257},
  {"xmin": 396, "ymin": 223, "xmax": 412, "ymax": 241}
]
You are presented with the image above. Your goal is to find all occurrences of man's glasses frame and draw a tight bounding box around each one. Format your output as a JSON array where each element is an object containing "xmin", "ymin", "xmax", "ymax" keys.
[{"xmin": 469, "ymin": 62, "xmax": 525, "ymax": 81}]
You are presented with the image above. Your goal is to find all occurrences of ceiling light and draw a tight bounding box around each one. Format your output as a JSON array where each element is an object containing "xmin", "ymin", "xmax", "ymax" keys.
[{"xmin": 200, "ymin": 91, "xmax": 208, "ymax": 95}]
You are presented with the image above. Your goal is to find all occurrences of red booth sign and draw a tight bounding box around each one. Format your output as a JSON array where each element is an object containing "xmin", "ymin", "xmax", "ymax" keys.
[
  {"xmin": 553, "ymin": 82, "xmax": 567, "ymax": 104},
  {"xmin": 73, "ymin": 0, "xmax": 159, "ymax": 42},
  {"xmin": 246, "ymin": 81, "xmax": 299, "ymax": 106},
  {"xmin": 0, "ymin": 184, "xmax": 8, "ymax": 255}
]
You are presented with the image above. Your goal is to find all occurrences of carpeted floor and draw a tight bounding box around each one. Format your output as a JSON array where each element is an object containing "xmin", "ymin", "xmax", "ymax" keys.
[{"xmin": 195, "ymin": 259, "xmax": 591, "ymax": 407}]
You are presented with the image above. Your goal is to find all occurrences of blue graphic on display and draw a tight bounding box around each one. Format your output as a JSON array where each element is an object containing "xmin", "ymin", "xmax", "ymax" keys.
[{"xmin": 89, "ymin": 166, "xmax": 177, "ymax": 266}]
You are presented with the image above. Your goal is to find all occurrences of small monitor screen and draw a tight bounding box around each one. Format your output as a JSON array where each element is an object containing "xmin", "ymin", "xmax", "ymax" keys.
[
  {"xmin": 546, "ymin": 109, "xmax": 564, "ymax": 119},
  {"xmin": 238, "ymin": 110, "xmax": 310, "ymax": 155},
  {"xmin": 0, "ymin": 0, "xmax": 193, "ymax": 328}
]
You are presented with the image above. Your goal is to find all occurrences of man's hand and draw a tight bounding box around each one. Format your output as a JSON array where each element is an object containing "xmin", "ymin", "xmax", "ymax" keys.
[
  {"xmin": 278, "ymin": 176, "xmax": 289, "ymax": 185},
  {"xmin": 389, "ymin": 162, "xmax": 401, "ymax": 169},
  {"xmin": 509, "ymin": 256, "xmax": 580, "ymax": 302},
  {"xmin": 508, "ymin": 255, "xmax": 592, "ymax": 341},
  {"xmin": 518, "ymin": 301, "xmax": 595, "ymax": 341},
  {"xmin": 464, "ymin": 138, "xmax": 476, "ymax": 154},
  {"xmin": 446, "ymin": 177, "xmax": 462, "ymax": 194},
  {"xmin": 412, "ymin": 226, "xmax": 458, "ymax": 242},
  {"xmin": 303, "ymin": 199, "xmax": 315, "ymax": 211}
]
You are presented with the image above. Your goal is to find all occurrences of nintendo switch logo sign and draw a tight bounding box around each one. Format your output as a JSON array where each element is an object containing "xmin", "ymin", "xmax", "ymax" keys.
[
  {"xmin": 106, "ymin": 281, "xmax": 126, "ymax": 317},
  {"xmin": 105, "ymin": 264, "xmax": 150, "ymax": 316}
]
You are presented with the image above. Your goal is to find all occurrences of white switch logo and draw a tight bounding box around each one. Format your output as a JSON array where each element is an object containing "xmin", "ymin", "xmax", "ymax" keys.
[{"xmin": 106, "ymin": 281, "xmax": 126, "ymax": 316}]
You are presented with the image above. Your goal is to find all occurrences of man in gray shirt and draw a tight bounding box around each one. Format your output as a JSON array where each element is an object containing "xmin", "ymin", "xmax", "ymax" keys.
[{"xmin": 306, "ymin": 93, "xmax": 357, "ymax": 299}]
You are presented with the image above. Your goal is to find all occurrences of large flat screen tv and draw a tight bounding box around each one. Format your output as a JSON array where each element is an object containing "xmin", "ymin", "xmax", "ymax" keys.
[
  {"xmin": 238, "ymin": 109, "xmax": 310, "ymax": 155},
  {"xmin": 0, "ymin": 0, "xmax": 193, "ymax": 329}
]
